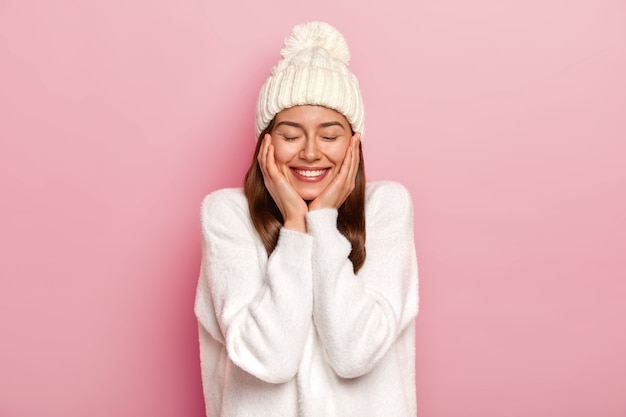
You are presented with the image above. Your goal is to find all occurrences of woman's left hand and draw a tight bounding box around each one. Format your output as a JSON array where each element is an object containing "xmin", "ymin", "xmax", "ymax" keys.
[{"xmin": 308, "ymin": 133, "xmax": 361, "ymax": 211}]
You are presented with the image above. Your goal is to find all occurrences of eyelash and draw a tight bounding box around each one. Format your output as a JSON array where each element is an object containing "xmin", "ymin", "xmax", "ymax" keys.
[{"xmin": 281, "ymin": 135, "xmax": 338, "ymax": 141}]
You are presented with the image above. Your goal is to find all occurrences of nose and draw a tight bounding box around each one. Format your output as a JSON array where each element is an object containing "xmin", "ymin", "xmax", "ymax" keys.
[{"xmin": 300, "ymin": 136, "xmax": 321, "ymax": 161}]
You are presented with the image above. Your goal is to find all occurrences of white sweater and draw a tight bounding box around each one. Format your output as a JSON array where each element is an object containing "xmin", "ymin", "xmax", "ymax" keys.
[{"xmin": 194, "ymin": 181, "xmax": 419, "ymax": 417}]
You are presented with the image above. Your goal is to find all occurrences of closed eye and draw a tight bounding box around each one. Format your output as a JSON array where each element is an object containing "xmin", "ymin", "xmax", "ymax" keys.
[{"xmin": 322, "ymin": 136, "xmax": 338, "ymax": 141}]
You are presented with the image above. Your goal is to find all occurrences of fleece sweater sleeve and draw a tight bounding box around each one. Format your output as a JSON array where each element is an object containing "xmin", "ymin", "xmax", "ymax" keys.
[
  {"xmin": 306, "ymin": 182, "xmax": 419, "ymax": 379},
  {"xmin": 194, "ymin": 190, "xmax": 313, "ymax": 383}
]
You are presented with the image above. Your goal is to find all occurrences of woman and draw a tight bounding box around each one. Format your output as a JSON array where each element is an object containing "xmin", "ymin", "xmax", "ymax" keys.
[{"xmin": 195, "ymin": 21, "xmax": 419, "ymax": 417}]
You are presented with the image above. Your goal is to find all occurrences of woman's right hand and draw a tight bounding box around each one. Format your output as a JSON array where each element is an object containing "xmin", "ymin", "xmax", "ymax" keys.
[{"xmin": 258, "ymin": 134, "xmax": 308, "ymax": 232}]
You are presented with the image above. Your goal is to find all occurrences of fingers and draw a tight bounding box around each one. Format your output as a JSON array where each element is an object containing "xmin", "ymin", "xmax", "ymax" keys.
[
  {"xmin": 256, "ymin": 134, "xmax": 308, "ymax": 224},
  {"xmin": 347, "ymin": 133, "xmax": 361, "ymax": 184},
  {"xmin": 309, "ymin": 133, "xmax": 360, "ymax": 211},
  {"xmin": 337, "ymin": 132, "xmax": 360, "ymax": 187},
  {"xmin": 257, "ymin": 134, "xmax": 270, "ymax": 177},
  {"xmin": 258, "ymin": 134, "xmax": 279, "ymax": 181}
]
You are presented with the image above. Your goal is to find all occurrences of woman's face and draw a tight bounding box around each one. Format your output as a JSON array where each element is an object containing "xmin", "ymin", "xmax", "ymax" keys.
[{"xmin": 270, "ymin": 105, "xmax": 353, "ymax": 201}]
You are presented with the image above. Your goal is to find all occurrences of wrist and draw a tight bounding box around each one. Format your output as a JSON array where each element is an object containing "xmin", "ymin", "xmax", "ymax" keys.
[
  {"xmin": 308, "ymin": 199, "xmax": 336, "ymax": 212},
  {"xmin": 283, "ymin": 217, "xmax": 307, "ymax": 233}
]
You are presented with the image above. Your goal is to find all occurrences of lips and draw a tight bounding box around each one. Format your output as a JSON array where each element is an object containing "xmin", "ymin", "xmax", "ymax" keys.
[
  {"xmin": 291, "ymin": 167, "xmax": 329, "ymax": 181},
  {"xmin": 294, "ymin": 168, "xmax": 327, "ymax": 177}
]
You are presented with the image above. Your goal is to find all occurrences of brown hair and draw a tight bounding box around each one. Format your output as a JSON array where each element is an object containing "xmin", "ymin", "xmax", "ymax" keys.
[{"xmin": 244, "ymin": 120, "xmax": 366, "ymax": 273}]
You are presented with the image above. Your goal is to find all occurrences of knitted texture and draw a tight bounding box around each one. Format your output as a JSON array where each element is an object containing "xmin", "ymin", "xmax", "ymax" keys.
[{"xmin": 256, "ymin": 22, "xmax": 365, "ymax": 139}]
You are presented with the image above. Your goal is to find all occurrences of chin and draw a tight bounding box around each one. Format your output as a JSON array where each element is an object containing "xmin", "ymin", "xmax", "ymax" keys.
[
  {"xmin": 300, "ymin": 193, "xmax": 321, "ymax": 202},
  {"xmin": 296, "ymin": 189, "xmax": 322, "ymax": 202}
]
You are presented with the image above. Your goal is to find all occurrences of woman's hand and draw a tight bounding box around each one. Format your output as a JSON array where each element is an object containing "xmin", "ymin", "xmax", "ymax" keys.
[
  {"xmin": 308, "ymin": 133, "xmax": 361, "ymax": 212},
  {"xmin": 258, "ymin": 134, "xmax": 309, "ymax": 232}
]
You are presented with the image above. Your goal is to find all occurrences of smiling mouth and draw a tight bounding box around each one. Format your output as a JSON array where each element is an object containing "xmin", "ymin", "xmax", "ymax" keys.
[
  {"xmin": 291, "ymin": 168, "xmax": 330, "ymax": 182},
  {"xmin": 293, "ymin": 168, "xmax": 328, "ymax": 177}
]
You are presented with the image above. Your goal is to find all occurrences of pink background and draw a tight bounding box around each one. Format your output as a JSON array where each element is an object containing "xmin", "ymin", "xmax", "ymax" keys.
[{"xmin": 1, "ymin": 0, "xmax": 625, "ymax": 416}]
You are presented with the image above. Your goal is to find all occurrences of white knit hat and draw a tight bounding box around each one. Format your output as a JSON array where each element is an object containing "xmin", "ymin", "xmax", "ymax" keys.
[{"xmin": 255, "ymin": 21, "xmax": 365, "ymax": 138}]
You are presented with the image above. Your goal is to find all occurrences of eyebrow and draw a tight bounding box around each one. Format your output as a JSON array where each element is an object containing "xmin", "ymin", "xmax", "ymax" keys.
[{"xmin": 275, "ymin": 120, "xmax": 345, "ymax": 130}]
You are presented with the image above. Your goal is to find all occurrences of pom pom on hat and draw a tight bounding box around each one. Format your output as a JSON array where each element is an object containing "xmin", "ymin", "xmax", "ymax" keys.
[
  {"xmin": 256, "ymin": 22, "xmax": 365, "ymax": 139},
  {"xmin": 281, "ymin": 21, "xmax": 350, "ymax": 65}
]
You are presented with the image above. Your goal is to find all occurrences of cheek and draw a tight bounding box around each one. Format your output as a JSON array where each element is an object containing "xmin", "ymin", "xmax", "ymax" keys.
[
  {"xmin": 326, "ymin": 143, "xmax": 349, "ymax": 165},
  {"xmin": 270, "ymin": 139, "xmax": 292, "ymax": 165}
]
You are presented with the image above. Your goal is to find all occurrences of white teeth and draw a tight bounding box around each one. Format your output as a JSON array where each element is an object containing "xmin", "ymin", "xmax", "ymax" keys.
[{"xmin": 294, "ymin": 169, "xmax": 327, "ymax": 177}]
